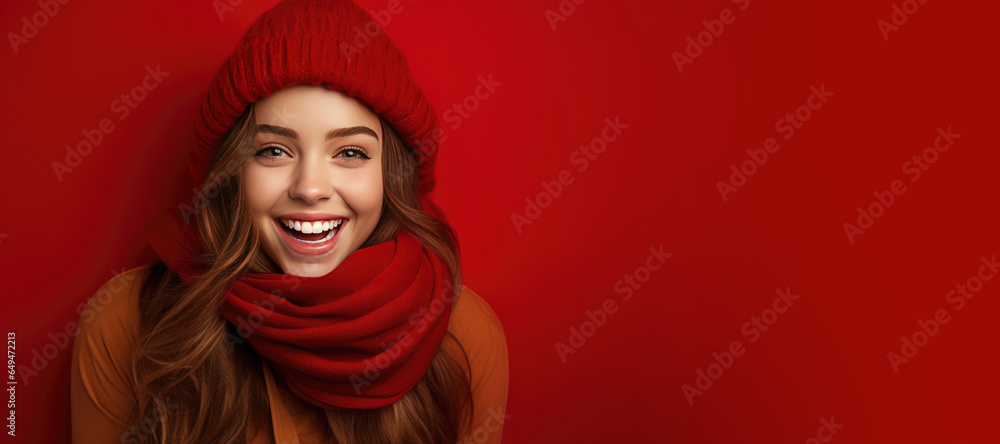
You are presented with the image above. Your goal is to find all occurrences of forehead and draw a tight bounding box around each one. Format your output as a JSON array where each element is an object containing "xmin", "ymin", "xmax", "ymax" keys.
[{"xmin": 253, "ymin": 85, "xmax": 381, "ymax": 139}]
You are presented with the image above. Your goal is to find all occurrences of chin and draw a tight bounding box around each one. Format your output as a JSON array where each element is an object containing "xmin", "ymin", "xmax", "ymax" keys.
[{"xmin": 279, "ymin": 257, "xmax": 343, "ymax": 278}]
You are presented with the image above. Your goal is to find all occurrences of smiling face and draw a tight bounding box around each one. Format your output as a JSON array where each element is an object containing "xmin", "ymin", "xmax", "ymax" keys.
[{"xmin": 243, "ymin": 85, "xmax": 384, "ymax": 277}]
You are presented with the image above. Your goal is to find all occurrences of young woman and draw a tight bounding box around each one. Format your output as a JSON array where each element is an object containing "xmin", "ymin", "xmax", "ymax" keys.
[{"xmin": 69, "ymin": 1, "xmax": 508, "ymax": 443}]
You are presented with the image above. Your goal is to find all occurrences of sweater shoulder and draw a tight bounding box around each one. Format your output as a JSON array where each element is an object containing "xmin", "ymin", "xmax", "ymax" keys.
[
  {"xmin": 78, "ymin": 264, "xmax": 152, "ymax": 335},
  {"xmin": 73, "ymin": 263, "xmax": 153, "ymax": 372},
  {"xmin": 447, "ymin": 286, "xmax": 507, "ymax": 353},
  {"xmin": 445, "ymin": 285, "xmax": 510, "ymax": 441},
  {"xmin": 71, "ymin": 264, "xmax": 153, "ymax": 435}
]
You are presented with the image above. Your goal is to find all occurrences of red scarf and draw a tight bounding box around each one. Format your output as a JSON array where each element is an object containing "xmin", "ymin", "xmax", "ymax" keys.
[{"xmin": 146, "ymin": 208, "xmax": 454, "ymax": 410}]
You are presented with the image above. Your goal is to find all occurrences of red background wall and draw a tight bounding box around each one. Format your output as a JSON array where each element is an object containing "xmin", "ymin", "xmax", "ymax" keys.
[{"xmin": 1, "ymin": 0, "xmax": 996, "ymax": 442}]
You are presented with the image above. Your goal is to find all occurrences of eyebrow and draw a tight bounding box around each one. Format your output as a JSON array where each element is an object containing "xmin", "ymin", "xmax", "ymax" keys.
[{"xmin": 257, "ymin": 124, "xmax": 379, "ymax": 142}]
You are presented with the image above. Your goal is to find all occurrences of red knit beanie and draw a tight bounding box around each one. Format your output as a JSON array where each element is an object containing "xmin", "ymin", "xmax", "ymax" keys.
[{"xmin": 190, "ymin": 0, "xmax": 440, "ymax": 196}]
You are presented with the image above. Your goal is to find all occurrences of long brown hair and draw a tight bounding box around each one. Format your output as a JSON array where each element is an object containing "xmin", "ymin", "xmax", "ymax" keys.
[{"xmin": 126, "ymin": 103, "xmax": 473, "ymax": 443}]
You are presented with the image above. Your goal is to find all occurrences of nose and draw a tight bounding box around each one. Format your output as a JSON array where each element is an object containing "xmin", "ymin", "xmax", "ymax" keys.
[{"xmin": 288, "ymin": 157, "xmax": 334, "ymax": 205}]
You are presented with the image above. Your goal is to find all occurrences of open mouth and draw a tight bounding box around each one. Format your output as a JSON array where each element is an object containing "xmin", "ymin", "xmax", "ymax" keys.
[{"xmin": 277, "ymin": 218, "xmax": 345, "ymax": 244}]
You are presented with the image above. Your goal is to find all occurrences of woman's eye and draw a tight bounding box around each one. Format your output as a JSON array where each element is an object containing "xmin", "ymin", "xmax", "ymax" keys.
[
  {"xmin": 254, "ymin": 145, "xmax": 288, "ymax": 158},
  {"xmin": 336, "ymin": 147, "xmax": 371, "ymax": 162}
]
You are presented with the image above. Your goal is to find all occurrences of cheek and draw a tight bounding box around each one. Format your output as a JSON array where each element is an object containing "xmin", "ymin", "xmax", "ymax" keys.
[
  {"xmin": 243, "ymin": 167, "xmax": 286, "ymax": 216},
  {"xmin": 341, "ymin": 167, "xmax": 384, "ymax": 217}
]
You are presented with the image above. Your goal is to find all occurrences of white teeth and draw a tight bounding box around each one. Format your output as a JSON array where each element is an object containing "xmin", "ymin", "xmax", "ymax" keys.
[{"xmin": 280, "ymin": 218, "xmax": 345, "ymax": 234}]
